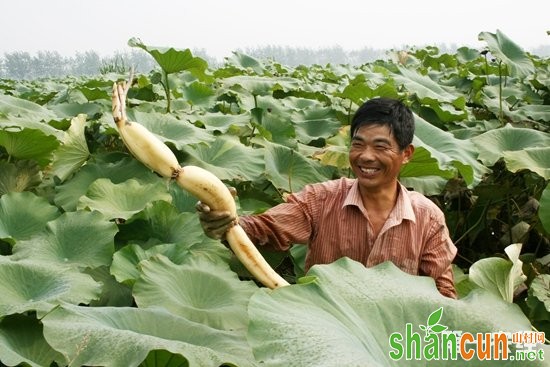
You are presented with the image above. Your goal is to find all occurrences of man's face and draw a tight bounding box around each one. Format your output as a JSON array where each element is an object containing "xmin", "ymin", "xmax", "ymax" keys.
[{"xmin": 349, "ymin": 124, "xmax": 413, "ymax": 194}]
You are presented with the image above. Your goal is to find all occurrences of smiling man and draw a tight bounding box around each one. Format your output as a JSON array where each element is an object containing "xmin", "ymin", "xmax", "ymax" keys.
[{"xmin": 198, "ymin": 97, "xmax": 458, "ymax": 298}]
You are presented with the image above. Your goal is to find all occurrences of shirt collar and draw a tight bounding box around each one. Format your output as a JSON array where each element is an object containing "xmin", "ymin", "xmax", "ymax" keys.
[
  {"xmin": 394, "ymin": 183, "xmax": 416, "ymax": 223},
  {"xmin": 342, "ymin": 180, "xmax": 416, "ymax": 223},
  {"xmin": 342, "ymin": 179, "xmax": 364, "ymax": 209}
]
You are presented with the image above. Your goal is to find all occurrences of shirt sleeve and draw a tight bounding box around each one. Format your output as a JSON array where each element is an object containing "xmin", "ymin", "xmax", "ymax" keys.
[
  {"xmin": 238, "ymin": 186, "xmax": 318, "ymax": 252},
  {"xmin": 419, "ymin": 211, "xmax": 458, "ymax": 299}
]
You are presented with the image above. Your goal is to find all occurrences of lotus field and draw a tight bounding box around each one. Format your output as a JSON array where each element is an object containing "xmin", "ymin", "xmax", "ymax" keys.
[{"xmin": 0, "ymin": 31, "xmax": 550, "ymax": 366}]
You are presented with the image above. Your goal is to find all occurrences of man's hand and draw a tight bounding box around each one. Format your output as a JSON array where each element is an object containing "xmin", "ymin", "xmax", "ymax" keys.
[
  {"xmin": 196, "ymin": 202, "xmax": 238, "ymax": 240},
  {"xmin": 196, "ymin": 187, "xmax": 238, "ymax": 240}
]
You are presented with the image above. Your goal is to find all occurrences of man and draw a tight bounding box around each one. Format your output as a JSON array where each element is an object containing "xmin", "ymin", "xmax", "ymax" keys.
[{"xmin": 197, "ymin": 98, "xmax": 457, "ymax": 298}]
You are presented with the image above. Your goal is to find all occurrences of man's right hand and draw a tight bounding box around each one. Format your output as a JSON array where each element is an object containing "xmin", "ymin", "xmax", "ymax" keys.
[{"xmin": 195, "ymin": 201, "xmax": 238, "ymax": 240}]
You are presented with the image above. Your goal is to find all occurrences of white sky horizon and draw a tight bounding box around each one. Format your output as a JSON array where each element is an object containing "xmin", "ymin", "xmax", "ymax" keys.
[{"xmin": 2, "ymin": 0, "xmax": 549, "ymax": 59}]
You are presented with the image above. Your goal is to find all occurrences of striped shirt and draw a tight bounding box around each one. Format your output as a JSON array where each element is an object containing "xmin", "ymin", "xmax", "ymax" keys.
[{"xmin": 239, "ymin": 178, "xmax": 457, "ymax": 298}]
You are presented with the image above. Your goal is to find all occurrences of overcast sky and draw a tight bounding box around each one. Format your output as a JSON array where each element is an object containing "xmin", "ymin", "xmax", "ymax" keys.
[{"xmin": 2, "ymin": 0, "xmax": 549, "ymax": 59}]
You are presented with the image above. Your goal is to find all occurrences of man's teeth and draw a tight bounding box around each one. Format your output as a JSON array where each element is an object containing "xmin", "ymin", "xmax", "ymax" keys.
[{"xmin": 360, "ymin": 168, "xmax": 379, "ymax": 174}]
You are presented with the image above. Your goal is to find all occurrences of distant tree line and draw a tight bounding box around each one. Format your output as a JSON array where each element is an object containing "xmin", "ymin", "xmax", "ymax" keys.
[
  {"xmin": 238, "ymin": 43, "xmax": 550, "ymax": 66},
  {"xmin": 0, "ymin": 46, "xmax": 408, "ymax": 80},
  {"xmin": 0, "ymin": 50, "xmax": 159, "ymax": 80},
  {"xmin": 1, "ymin": 44, "xmax": 549, "ymax": 80},
  {"xmin": 235, "ymin": 45, "xmax": 388, "ymax": 66}
]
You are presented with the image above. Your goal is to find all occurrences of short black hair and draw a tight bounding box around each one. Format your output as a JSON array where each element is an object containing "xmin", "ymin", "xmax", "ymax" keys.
[{"xmin": 350, "ymin": 98, "xmax": 414, "ymax": 150}]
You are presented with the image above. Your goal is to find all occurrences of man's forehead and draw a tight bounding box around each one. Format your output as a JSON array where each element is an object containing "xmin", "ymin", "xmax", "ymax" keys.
[{"xmin": 353, "ymin": 124, "xmax": 394, "ymax": 139}]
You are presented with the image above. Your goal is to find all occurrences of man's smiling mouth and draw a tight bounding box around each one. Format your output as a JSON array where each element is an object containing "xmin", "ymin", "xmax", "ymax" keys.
[{"xmin": 359, "ymin": 167, "xmax": 381, "ymax": 175}]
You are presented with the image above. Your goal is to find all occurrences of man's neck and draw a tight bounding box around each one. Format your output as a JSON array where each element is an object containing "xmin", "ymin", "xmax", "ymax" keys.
[{"xmin": 359, "ymin": 181, "xmax": 400, "ymax": 213}]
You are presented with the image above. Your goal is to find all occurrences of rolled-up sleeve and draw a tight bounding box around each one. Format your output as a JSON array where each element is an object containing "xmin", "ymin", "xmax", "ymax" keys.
[
  {"xmin": 238, "ymin": 190, "xmax": 316, "ymax": 252},
  {"xmin": 419, "ymin": 213, "xmax": 458, "ymax": 298}
]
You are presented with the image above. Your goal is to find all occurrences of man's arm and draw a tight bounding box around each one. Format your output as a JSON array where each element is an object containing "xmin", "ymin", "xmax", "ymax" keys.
[
  {"xmin": 419, "ymin": 213, "xmax": 458, "ymax": 299},
  {"xmin": 239, "ymin": 192, "xmax": 315, "ymax": 252},
  {"xmin": 433, "ymin": 264, "xmax": 457, "ymax": 299}
]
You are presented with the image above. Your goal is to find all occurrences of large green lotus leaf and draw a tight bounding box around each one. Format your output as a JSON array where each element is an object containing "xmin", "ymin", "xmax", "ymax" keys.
[
  {"xmin": 399, "ymin": 146, "xmax": 454, "ymax": 195},
  {"xmin": 280, "ymin": 95, "xmax": 332, "ymax": 110},
  {"xmin": 338, "ymin": 78, "xmax": 401, "ymax": 108},
  {"xmin": 0, "ymin": 160, "xmax": 41, "ymax": 195},
  {"xmin": 478, "ymin": 30, "xmax": 535, "ymax": 78},
  {"xmin": 247, "ymin": 95, "xmax": 296, "ymax": 146},
  {"xmin": 414, "ymin": 115, "xmax": 490, "ymax": 187},
  {"xmin": 222, "ymin": 75, "xmax": 300, "ymax": 96},
  {"xmin": 227, "ymin": 51, "xmax": 265, "ymax": 75},
  {"xmin": 11, "ymin": 211, "xmax": 117, "ymax": 269},
  {"xmin": 54, "ymin": 155, "xmax": 160, "ymax": 211},
  {"xmin": 456, "ymin": 47, "xmax": 482, "ymax": 63},
  {"xmin": 111, "ymin": 240, "xmax": 229, "ymax": 285},
  {"xmin": 452, "ymin": 265, "xmax": 479, "ymax": 299},
  {"xmin": 399, "ymin": 175, "xmax": 449, "ymax": 196},
  {"xmin": 400, "ymin": 146, "xmax": 454, "ymax": 179},
  {"xmin": 511, "ymin": 104, "xmax": 550, "ymax": 123},
  {"xmin": 167, "ymin": 179, "xmax": 205, "ymax": 212},
  {"xmin": 139, "ymin": 350, "xmax": 190, "ymax": 367},
  {"xmin": 472, "ymin": 124, "xmax": 550, "ymax": 166},
  {"xmin": 311, "ymin": 125, "xmax": 350, "ymax": 169},
  {"xmin": 469, "ymin": 243, "xmax": 526, "ymax": 303},
  {"xmin": 503, "ymin": 147, "xmax": 550, "ymax": 179},
  {"xmin": 394, "ymin": 67, "xmax": 466, "ymax": 117},
  {"xmin": 77, "ymin": 86, "xmax": 110, "ymax": 101},
  {"xmin": 134, "ymin": 255, "xmax": 257, "ymax": 331},
  {"xmin": 0, "ymin": 128, "xmax": 59, "ymax": 167},
  {"xmin": 183, "ymin": 135, "xmax": 265, "ymax": 182},
  {"xmin": 130, "ymin": 110, "xmax": 214, "ymax": 149},
  {"xmin": 41, "ymin": 303, "xmax": 256, "ymax": 367},
  {"xmin": 0, "ymin": 257, "xmax": 101, "ymax": 317},
  {"xmin": 0, "ymin": 191, "xmax": 60, "ymax": 244},
  {"xmin": 399, "ymin": 176, "xmax": 449, "ymax": 196},
  {"xmin": 119, "ymin": 200, "xmax": 205, "ymax": 245},
  {"xmin": 119, "ymin": 200, "xmax": 229, "ymax": 249},
  {"xmin": 77, "ymin": 178, "xmax": 172, "ymax": 220},
  {"xmin": 264, "ymin": 142, "xmax": 334, "ymax": 192},
  {"xmin": 185, "ymin": 111, "xmax": 251, "ymax": 133},
  {"xmin": 427, "ymin": 99, "xmax": 468, "ymax": 123},
  {"xmin": 54, "ymin": 88, "xmax": 89, "ymax": 104},
  {"xmin": 248, "ymin": 259, "xmax": 545, "ymax": 366},
  {"xmin": 334, "ymin": 74, "xmax": 378, "ymax": 106},
  {"xmin": 539, "ymin": 184, "xmax": 550, "ymax": 234},
  {"xmin": 399, "ymin": 147, "xmax": 454, "ymax": 195},
  {"xmin": 128, "ymin": 37, "xmax": 207, "ymax": 77},
  {"xmin": 236, "ymin": 92, "xmax": 292, "ymax": 123},
  {"xmin": 49, "ymin": 102, "xmax": 103, "ymax": 119},
  {"xmin": 86, "ymin": 265, "xmax": 133, "ymax": 307},
  {"xmin": 0, "ymin": 313, "xmax": 65, "ymax": 367},
  {"xmin": 0, "ymin": 116, "xmax": 63, "ymax": 140},
  {"xmin": 287, "ymin": 245, "xmax": 307, "ymax": 282},
  {"xmin": 258, "ymin": 108, "xmax": 296, "ymax": 146},
  {"xmin": 49, "ymin": 114, "xmax": 90, "ymax": 182},
  {"xmin": 392, "ymin": 68, "xmax": 454, "ymax": 106},
  {"xmin": 180, "ymin": 81, "xmax": 216, "ymax": 108},
  {"xmin": 479, "ymin": 86, "xmax": 522, "ymax": 121},
  {"xmin": 529, "ymin": 274, "xmax": 550, "ymax": 311},
  {"xmin": 127, "ymin": 80, "xmax": 159, "ymax": 102},
  {"xmin": 0, "ymin": 94, "xmax": 57, "ymax": 121},
  {"xmin": 338, "ymin": 74, "xmax": 399, "ymax": 106},
  {"xmin": 111, "ymin": 244, "xmax": 161, "ymax": 285},
  {"xmin": 312, "ymin": 144, "xmax": 349, "ymax": 170},
  {"xmin": 292, "ymin": 107, "xmax": 341, "ymax": 144}
]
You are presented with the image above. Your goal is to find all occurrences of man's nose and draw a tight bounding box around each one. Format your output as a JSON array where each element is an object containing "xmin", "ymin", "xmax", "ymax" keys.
[{"xmin": 358, "ymin": 145, "xmax": 376, "ymax": 161}]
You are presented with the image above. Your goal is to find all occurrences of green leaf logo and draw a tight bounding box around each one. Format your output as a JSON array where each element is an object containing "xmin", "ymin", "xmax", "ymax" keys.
[
  {"xmin": 428, "ymin": 307, "xmax": 443, "ymax": 326},
  {"xmin": 420, "ymin": 307, "xmax": 448, "ymax": 338}
]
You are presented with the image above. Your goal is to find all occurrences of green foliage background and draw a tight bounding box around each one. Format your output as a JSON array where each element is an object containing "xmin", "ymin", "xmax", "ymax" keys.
[{"xmin": 0, "ymin": 30, "xmax": 549, "ymax": 366}]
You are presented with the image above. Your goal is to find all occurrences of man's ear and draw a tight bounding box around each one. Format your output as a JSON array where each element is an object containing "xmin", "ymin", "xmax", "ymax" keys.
[{"xmin": 402, "ymin": 144, "xmax": 414, "ymax": 164}]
